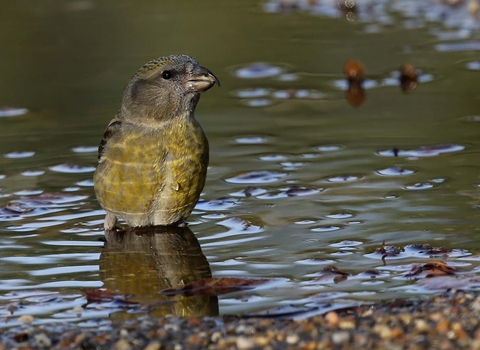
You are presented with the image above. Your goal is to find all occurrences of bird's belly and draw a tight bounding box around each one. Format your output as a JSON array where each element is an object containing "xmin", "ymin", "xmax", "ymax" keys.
[
  {"xmin": 94, "ymin": 131, "xmax": 207, "ymax": 226},
  {"xmin": 149, "ymin": 155, "xmax": 205, "ymax": 225}
]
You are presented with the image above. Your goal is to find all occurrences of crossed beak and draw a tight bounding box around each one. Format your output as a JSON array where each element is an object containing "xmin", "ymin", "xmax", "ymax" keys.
[{"xmin": 184, "ymin": 65, "xmax": 221, "ymax": 93}]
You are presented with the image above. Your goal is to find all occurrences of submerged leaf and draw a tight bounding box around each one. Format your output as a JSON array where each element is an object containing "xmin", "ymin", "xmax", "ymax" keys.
[
  {"xmin": 81, "ymin": 288, "xmax": 138, "ymax": 305},
  {"xmin": 159, "ymin": 277, "xmax": 269, "ymax": 297},
  {"xmin": 405, "ymin": 261, "xmax": 457, "ymax": 278}
]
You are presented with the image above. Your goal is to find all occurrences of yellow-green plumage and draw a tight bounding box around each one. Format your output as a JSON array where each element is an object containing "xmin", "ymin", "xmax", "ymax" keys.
[{"xmin": 93, "ymin": 55, "xmax": 219, "ymax": 231}]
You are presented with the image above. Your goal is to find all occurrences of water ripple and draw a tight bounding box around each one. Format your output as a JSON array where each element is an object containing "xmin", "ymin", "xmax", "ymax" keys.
[
  {"xmin": 225, "ymin": 170, "xmax": 287, "ymax": 184},
  {"xmin": 4, "ymin": 151, "xmax": 35, "ymax": 159},
  {"xmin": 234, "ymin": 62, "xmax": 286, "ymax": 79},
  {"xmin": 377, "ymin": 144, "xmax": 464, "ymax": 158},
  {"xmin": 376, "ymin": 167, "xmax": 416, "ymax": 176},
  {"xmin": 49, "ymin": 164, "xmax": 96, "ymax": 173}
]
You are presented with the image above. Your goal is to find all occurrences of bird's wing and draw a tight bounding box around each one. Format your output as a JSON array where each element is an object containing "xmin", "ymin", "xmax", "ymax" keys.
[{"xmin": 98, "ymin": 118, "xmax": 123, "ymax": 162}]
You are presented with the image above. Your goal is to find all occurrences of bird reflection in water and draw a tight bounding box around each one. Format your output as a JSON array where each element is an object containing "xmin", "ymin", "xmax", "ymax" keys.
[{"xmin": 99, "ymin": 225, "xmax": 218, "ymax": 320}]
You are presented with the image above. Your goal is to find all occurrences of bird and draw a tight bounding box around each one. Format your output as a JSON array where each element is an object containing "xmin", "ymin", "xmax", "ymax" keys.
[{"xmin": 93, "ymin": 54, "xmax": 220, "ymax": 231}]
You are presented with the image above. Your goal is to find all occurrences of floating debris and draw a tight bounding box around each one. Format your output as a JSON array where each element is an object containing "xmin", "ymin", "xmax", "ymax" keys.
[
  {"xmin": 344, "ymin": 59, "xmax": 365, "ymax": 82},
  {"xmin": 368, "ymin": 241, "xmax": 406, "ymax": 265},
  {"xmin": 338, "ymin": 0, "xmax": 357, "ymax": 21},
  {"xmin": 344, "ymin": 60, "xmax": 366, "ymax": 106},
  {"xmin": 399, "ymin": 63, "xmax": 418, "ymax": 93},
  {"xmin": 404, "ymin": 261, "xmax": 457, "ymax": 278}
]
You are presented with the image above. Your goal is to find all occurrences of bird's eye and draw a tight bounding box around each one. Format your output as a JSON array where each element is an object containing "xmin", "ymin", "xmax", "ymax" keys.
[{"xmin": 162, "ymin": 71, "xmax": 172, "ymax": 80}]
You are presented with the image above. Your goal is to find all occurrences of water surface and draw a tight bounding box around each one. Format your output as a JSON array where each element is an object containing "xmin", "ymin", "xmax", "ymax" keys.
[{"xmin": 1, "ymin": 0, "xmax": 480, "ymax": 325}]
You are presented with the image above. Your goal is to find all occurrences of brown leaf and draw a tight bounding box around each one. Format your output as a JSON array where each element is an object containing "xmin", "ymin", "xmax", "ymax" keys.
[
  {"xmin": 405, "ymin": 261, "xmax": 457, "ymax": 278},
  {"xmin": 321, "ymin": 265, "xmax": 350, "ymax": 276},
  {"xmin": 80, "ymin": 288, "xmax": 137, "ymax": 305},
  {"xmin": 159, "ymin": 277, "xmax": 269, "ymax": 297}
]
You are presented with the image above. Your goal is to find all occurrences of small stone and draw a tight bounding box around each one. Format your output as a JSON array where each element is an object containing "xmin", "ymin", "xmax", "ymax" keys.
[
  {"xmin": 188, "ymin": 318, "xmax": 201, "ymax": 327},
  {"xmin": 428, "ymin": 312, "xmax": 443, "ymax": 322},
  {"xmin": 286, "ymin": 333, "xmax": 299, "ymax": 344},
  {"xmin": 472, "ymin": 297, "xmax": 480, "ymax": 311},
  {"xmin": 436, "ymin": 319, "xmax": 450, "ymax": 333},
  {"xmin": 259, "ymin": 320, "xmax": 273, "ymax": 327},
  {"xmin": 352, "ymin": 334, "xmax": 368, "ymax": 346},
  {"xmin": 415, "ymin": 319, "xmax": 431, "ymax": 333},
  {"xmin": 302, "ymin": 341, "xmax": 319, "ymax": 350},
  {"xmin": 114, "ymin": 339, "xmax": 132, "ymax": 350},
  {"xmin": 34, "ymin": 333, "xmax": 52, "ymax": 348},
  {"xmin": 325, "ymin": 311, "xmax": 339, "ymax": 327},
  {"xmin": 211, "ymin": 331, "xmax": 222, "ymax": 343},
  {"xmin": 332, "ymin": 331, "xmax": 350, "ymax": 345},
  {"xmin": 391, "ymin": 327, "xmax": 404, "ymax": 339},
  {"xmin": 254, "ymin": 335, "xmax": 270, "ymax": 347},
  {"xmin": 338, "ymin": 319, "xmax": 356, "ymax": 330},
  {"xmin": 399, "ymin": 313, "xmax": 412, "ymax": 325},
  {"xmin": 236, "ymin": 336, "xmax": 254, "ymax": 350},
  {"xmin": 143, "ymin": 341, "xmax": 161, "ymax": 350},
  {"xmin": 374, "ymin": 325, "xmax": 392, "ymax": 339},
  {"xmin": 120, "ymin": 329, "xmax": 129, "ymax": 338},
  {"xmin": 18, "ymin": 315, "xmax": 34, "ymax": 324},
  {"xmin": 472, "ymin": 340, "xmax": 480, "ymax": 350},
  {"xmin": 186, "ymin": 334, "xmax": 205, "ymax": 347},
  {"xmin": 236, "ymin": 325, "xmax": 246, "ymax": 333}
]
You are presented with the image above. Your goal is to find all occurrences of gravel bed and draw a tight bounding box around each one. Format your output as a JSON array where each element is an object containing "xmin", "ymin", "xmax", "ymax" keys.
[{"xmin": 2, "ymin": 290, "xmax": 480, "ymax": 349}]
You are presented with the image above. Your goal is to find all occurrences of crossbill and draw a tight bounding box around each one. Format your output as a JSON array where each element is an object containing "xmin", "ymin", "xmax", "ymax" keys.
[{"xmin": 93, "ymin": 55, "xmax": 219, "ymax": 231}]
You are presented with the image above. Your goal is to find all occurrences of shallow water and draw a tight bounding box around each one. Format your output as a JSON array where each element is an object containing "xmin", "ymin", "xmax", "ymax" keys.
[{"xmin": 1, "ymin": 0, "xmax": 480, "ymax": 326}]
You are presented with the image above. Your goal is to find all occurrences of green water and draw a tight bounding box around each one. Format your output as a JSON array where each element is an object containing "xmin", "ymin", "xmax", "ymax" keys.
[{"xmin": 0, "ymin": 0, "xmax": 479, "ymax": 324}]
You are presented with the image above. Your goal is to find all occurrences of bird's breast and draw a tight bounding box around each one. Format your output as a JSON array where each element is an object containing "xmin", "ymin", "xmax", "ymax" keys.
[{"xmin": 94, "ymin": 119, "xmax": 208, "ymax": 224}]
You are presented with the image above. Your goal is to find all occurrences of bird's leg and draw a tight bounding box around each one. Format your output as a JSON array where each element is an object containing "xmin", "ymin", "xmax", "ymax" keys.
[
  {"xmin": 104, "ymin": 212, "xmax": 119, "ymax": 231},
  {"xmin": 176, "ymin": 217, "xmax": 187, "ymax": 227}
]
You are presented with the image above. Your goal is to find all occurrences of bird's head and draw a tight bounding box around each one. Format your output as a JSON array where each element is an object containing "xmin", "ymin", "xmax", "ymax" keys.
[{"xmin": 121, "ymin": 54, "xmax": 220, "ymax": 122}]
